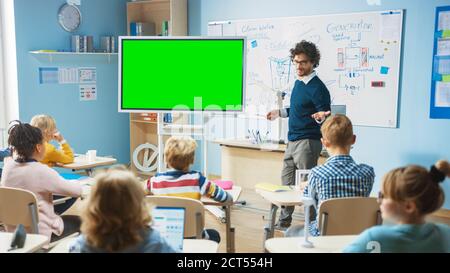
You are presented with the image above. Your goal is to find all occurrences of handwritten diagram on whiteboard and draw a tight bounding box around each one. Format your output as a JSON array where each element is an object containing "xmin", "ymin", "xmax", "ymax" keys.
[{"xmin": 208, "ymin": 10, "xmax": 403, "ymax": 129}]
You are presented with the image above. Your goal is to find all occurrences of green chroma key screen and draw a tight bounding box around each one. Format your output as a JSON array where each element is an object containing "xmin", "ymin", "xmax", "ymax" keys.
[{"xmin": 120, "ymin": 38, "xmax": 245, "ymax": 112}]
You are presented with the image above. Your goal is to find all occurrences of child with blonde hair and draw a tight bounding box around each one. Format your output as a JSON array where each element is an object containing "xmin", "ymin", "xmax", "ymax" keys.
[
  {"xmin": 344, "ymin": 160, "xmax": 450, "ymax": 253},
  {"xmin": 147, "ymin": 136, "xmax": 232, "ymax": 242},
  {"xmin": 31, "ymin": 114, "xmax": 78, "ymax": 215},
  {"xmin": 286, "ymin": 114, "xmax": 375, "ymax": 236},
  {"xmin": 30, "ymin": 114, "xmax": 74, "ymax": 167},
  {"xmin": 69, "ymin": 168, "xmax": 176, "ymax": 253}
]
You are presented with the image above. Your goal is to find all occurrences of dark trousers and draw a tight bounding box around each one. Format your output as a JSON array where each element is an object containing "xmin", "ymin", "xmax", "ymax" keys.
[
  {"xmin": 50, "ymin": 215, "xmax": 81, "ymax": 243},
  {"xmin": 186, "ymin": 229, "xmax": 221, "ymax": 243},
  {"xmin": 53, "ymin": 195, "xmax": 78, "ymax": 215},
  {"xmin": 279, "ymin": 139, "xmax": 322, "ymax": 224}
]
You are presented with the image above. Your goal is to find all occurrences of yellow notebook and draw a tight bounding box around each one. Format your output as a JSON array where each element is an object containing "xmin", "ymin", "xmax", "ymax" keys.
[{"xmin": 255, "ymin": 183, "xmax": 292, "ymax": 192}]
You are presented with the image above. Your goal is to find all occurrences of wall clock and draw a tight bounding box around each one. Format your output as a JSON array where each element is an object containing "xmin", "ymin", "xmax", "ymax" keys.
[{"xmin": 58, "ymin": 3, "xmax": 81, "ymax": 32}]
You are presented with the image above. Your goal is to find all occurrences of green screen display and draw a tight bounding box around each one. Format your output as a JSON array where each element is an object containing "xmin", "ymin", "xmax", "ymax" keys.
[{"xmin": 120, "ymin": 38, "xmax": 245, "ymax": 112}]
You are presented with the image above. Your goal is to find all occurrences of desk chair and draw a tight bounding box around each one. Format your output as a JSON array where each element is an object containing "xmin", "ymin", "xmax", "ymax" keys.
[
  {"xmin": 0, "ymin": 187, "xmax": 40, "ymax": 234},
  {"xmin": 0, "ymin": 187, "xmax": 79, "ymax": 251},
  {"xmin": 318, "ymin": 197, "xmax": 382, "ymax": 236},
  {"xmin": 146, "ymin": 196, "xmax": 205, "ymax": 239}
]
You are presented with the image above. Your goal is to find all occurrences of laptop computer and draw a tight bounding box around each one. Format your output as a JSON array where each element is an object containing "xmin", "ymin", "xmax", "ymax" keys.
[{"xmin": 152, "ymin": 207, "xmax": 185, "ymax": 252}]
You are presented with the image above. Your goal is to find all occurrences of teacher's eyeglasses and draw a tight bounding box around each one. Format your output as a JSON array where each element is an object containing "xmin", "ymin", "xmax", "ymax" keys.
[{"xmin": 293, "ymin": 60, "xmax": 311, "ymax": 67}]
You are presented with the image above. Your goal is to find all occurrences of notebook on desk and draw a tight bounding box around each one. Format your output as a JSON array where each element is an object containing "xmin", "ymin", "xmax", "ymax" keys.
[
  {"xmin": 152, "ymin": 207, "xmax": 185, "ymax": 252},
  {"xmin": 212, "ymin": 180, "xmax": 233, "ymax": 190},
  {"xmin": 59, "ymin": 173, "xmax": 85, "ymax": 180},
  {"xmin": 255, "ymin": 183, "xmax": 292, "ymax": 192}
]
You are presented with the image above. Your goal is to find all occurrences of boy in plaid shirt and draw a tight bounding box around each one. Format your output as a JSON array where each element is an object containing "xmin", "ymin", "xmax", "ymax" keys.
[{"xmin": 287, "ymin": 114, "xmax": 375, "ymax": 237}]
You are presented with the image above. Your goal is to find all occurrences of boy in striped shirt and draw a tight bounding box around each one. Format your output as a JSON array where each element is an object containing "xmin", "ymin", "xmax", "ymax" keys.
[
  {"xmin": 287, "ymin": 114, "xmax": 375, "ymax": 237},
  {"xmin": 147, "ymin": 136, "xmax": 232, "ymax": 203},
  {"xmin": 146, "ymin": 136, "xmax": 232, "ymax": 242}
]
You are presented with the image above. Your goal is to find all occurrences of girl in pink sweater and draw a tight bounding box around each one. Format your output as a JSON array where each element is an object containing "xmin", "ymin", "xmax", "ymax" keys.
[{"xmin": 1, "ymin": 121, "xmax": 83, "ymax": 242}]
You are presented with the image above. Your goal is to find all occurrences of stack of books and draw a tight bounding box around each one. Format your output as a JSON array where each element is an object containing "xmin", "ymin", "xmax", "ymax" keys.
[
  {"xmin": 255, "ymin": 183, "xmax": 292, "ymax": 192},
  {"xmin": 71, "ymin": 35, "xmax": 94, "ymax": 52}
]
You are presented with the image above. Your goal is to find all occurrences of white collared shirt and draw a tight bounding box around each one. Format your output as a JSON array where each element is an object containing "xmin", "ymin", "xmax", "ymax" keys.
[
  {"xmin": 299, "ymin": 70, "xmax": 317, "ymax": 85},
  {"xmin": 279, "ymin": 70, "xmax": 317, "ymax": 118}
]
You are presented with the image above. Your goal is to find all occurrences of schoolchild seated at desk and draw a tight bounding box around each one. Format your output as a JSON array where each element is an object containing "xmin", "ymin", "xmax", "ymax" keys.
[
  {"xmin": 30, "ymin": 114, "xmax": 74, "ymax": 167},
  {"xmin": 146, "ymin": 136, "xmax": 233, "ymax": 243},
  {"xmin": 0, "ymin": 121, "xmax": 84, "ymax": 243},
  {"xmin": 287, "ymin": 115, "xmax": 375, "ymax": 237},
  {"xmin": 344, "ymin": 160, "xmax": 450, "ymax": 253},
  {"xmin": 31, "ymin": 114, "xmax": 78, "ymax": 215},
  {"xmin": 69, "ymin": 168, "xmax": 176, "ymax": 253}
]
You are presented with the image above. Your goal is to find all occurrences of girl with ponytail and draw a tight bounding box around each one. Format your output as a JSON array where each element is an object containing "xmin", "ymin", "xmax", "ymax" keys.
[
  {"xmin": 344, "ymin": 160, "xmax": 450, "ymax": 253},
  {"xmin": 0, "ymin": 121, "xmax": 85, "ymax": 243}
]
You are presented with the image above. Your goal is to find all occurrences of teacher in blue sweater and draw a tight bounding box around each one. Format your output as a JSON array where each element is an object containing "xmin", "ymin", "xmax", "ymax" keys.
[{"xmin": 266, "ymin": 40, "xmax": 331, "ymax": 229}]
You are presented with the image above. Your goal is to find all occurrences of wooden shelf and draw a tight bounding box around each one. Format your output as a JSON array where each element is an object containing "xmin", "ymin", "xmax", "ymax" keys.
[
  {"xmin": 128, "ymin": 0, "xmax": 170, "ymax": 5},
  {"xmin": 29, "ymin": 51, "xmax": 118, "ymax": 63},
  {"xmin": 130, "ymin": 119, "xmax": 158, "ymax": 124},
  {"xmin": 127, "ymin": 0, "xmax": 187, "ymax": 36},
  {"xmin": 128, "ymin": 0, "xmax": 187, "ymax": 174}
]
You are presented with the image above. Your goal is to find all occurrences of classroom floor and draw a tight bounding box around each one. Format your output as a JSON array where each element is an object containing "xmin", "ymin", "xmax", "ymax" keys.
[{"xmin": 205, "ymin": 188, "xmax": 306, "ymax": 253}]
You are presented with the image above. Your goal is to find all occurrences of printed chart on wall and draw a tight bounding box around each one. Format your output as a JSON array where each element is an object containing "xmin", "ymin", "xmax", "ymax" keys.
[
  {"xmin": 430, "ymin": 6, "xmax": 450, "ymax": 119},
  {"xmin": 209, "ymin": 10, "xmax": 404, "ymax": 134}
]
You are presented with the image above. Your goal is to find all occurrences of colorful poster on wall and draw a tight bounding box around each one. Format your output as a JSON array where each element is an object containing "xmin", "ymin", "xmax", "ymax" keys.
[
  {"xmin": 39, "ymin": 67, "xmax": 59, "ymax": 84},
  {"xmin": 79, "ymin": 84, "xmax": 97, "ymax": 101},
  {"xmin": 58, "ymin": 68, "xmax": 78, "ymax": 84},
  {"xmin": 430, "ymin": 6, "xmax": 450, "ymax": 119},
  {"xmin": 78, "ymin": 67, "xmax": 97, "ymax": 83}
]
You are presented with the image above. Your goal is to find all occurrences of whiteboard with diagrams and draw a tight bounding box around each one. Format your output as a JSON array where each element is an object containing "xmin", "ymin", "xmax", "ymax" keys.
[{"xmin": 208, "ymin": 10, "xmax": 403, "ymax": 132}]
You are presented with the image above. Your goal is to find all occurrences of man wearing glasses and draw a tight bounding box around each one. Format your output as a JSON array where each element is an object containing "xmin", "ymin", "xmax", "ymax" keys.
[{"xmin": 266, "ymin": 40, "xmax": 331, "ymax": 230}]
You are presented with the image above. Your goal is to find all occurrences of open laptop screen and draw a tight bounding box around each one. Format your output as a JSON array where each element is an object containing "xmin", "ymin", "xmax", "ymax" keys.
[{"xmin": 152, "ymin": 207, "xmax": 185, "ymax": 252}]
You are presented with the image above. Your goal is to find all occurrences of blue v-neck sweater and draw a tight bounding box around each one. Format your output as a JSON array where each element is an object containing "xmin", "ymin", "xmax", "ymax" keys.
[{"xmin": 286, "ymin": 77, "xmax": 331, "ymax": 141}]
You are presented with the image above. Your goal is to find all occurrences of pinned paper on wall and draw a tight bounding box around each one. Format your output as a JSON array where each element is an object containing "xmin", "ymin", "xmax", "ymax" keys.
[
  {"xmin": 437, "ymin": 38, "xmax": 450, "ymax": 56},
  {"xmin": 430, "ymin": 7, "xmax": 450, "ymax": 119},
  {"xmin": 79, "ymin": 84, "xmax": 97, "ymax": 101},
  {"xmin": 436, "ymin": 56, "xmax": 450, "ymax": 75},
  {"xmin": 380, "ymin": 66, "xmax": 390, "ymax": 75},
  {"xmin": 39, "ymin": 67, "xmax": 58, "ymax": 84},
  {"xmin": 438, "ymin": 11, "xmax": 450, "ymax": 31},
  {"xmin": 222, "ymin": 22, "xmax": 236, "ymax": 35},
  {"xmin": 435, "ymin": 81, "xmax": 450, "ymax": 107},
  {"xmin": 380, "ymin": 11, "xmax": 402, "ymax": 41},
  {"xmin": 207, "ymin": 23, "xmax": 222, "ymax": 36},
  {"xmin": 78, "ymin": 67, "xmax": 97, "ymax": 83},
  {"xmin": 58, "ymin": 68, "xmax": 78, "ymax": 84}
]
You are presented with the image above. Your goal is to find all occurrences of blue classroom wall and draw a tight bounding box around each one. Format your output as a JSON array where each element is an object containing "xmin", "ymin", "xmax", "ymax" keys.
[
  {"xmin": 188, "ymin": 0, "xmax": 450, "ymax": 208},
  {"xmin": 14, "ymin": 0, "xmax": 130, "ymax": 165}
]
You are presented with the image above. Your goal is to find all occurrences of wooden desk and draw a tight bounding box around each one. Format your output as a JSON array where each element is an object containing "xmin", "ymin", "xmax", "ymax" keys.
[
  {"xmin": 61, "ymin": 154, "xmax": 117, "ymax": 176},
  {"xmin": 201, "ymin": 186, "xmax": 242, "ymax": 254},
  {"xmin": 215, "ymin": 139, "xmax": 327, "ymax": 190},
  {"xmin": 49, "ymin": 238, "xmax": 219, "ymax": 253},
  {"xmin": 0, "ymin": 232, "xmax": 48, "ymax": 253},
  {"xmin": 255, "ymin": 187, "xmax": 303, "ymax": 247},
  {"xmin": 265, "ymin": 235, "xmax": 358, "ymax": 253}
]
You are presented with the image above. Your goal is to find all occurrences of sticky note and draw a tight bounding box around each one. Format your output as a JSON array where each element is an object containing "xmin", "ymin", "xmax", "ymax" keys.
[
  {"xmin": 380, "ymin": 66, "xmax": 390, "ymax": 75},
  {"xmin": 442, "ymin": 30, "xmax": 450, "ymax": 38},
  {"xmin": 251, "ymin": 40, "xmax": 258, "ymax": 48},
  {"xmin": 371, "ymin": 81, "xmax": 385, "ymax": 87},
  {"xmin": 442, "ymin": 75, "xmax": 450, "ymax": 82}
]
